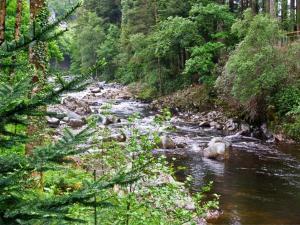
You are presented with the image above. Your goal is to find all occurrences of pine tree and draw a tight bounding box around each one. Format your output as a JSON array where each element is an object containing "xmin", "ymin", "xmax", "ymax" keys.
[{"xmin": 0, "ymin": 2, "xmax": 139, "ymax": 224}]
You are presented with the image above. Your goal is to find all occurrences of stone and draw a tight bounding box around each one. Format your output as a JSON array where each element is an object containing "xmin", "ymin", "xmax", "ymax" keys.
[
  {"xmin": 46, "ymin": 117, "xmax": 60, "ymax": 128},
  {"xmin": 68, "ymin": 119, "xmax": 85, "ymax": 128},
  {"xmin": 101, "ymin": 115, "xmax": 121, "ymax": 125},
  {"xmin": 205, "ymin": 210, "xmax": 223, "ymax": 222},
  {"xmin": 210, "ymin": 121, "xmax": 223, "ymax": 130},
  {"xmin": 203, "ymin": 137, "xmax": 232, "ymax": 160},
  {"xmin": 62, "ymin": 117, "xmax": 70, "ymax": 122},
  {"xmin": 63, "ymin": 96, "xmax": 92, "ymax": 116},
  {"xmin": 199, "ymin": 121, "xmax": 211, "ymax": 128},
  {"xmin": 159, "ymin": 135, "xmax": 176, "ymax": 149},
  {"xmin": 240, "ymin": 123, "xmax": 251, "ymax": 136},
  {"xmin": 104, "ymin": 133, "xmax": 127, "ymax": 142},
  {"xmin": 101, "ymin": 116, "xmax": 113, "ymax": 126},
  {"xmin": 91, "ymin": 87, "xmax": 102, "ymax": 93},
  {"xmin": 260, "ymin": 123, "xmax": 273, "ymax": 140},
  {"xmin": 225, "ymin": 119, "xmax": 238, "ymax": 131}
]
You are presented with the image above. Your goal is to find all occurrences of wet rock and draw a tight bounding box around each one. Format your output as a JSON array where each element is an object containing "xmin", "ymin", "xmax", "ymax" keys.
[
  {"xmin": 203, "ymin": 137, "xmax": 232, "ymax": 160},
  {"xmin": 225, "ymin": 119, "xmax": 238, "ymax": 131},
  {"xmin": 261, "ymin": 123, "xmax": 274, "ymax": 140},
  {"xmin": 62, "ymin": 117, "xmax": 70, "ymax": 123},
  {"xmin": 205, "ymin": 210, "xmax": 223, "ymax": 222},
  {"xmin": 100, "ymin": 115, "xmax": 121, "ymax": 126},
  {"xmin": 176, "ymin": 143, "xmax": 187, "ymax": 148},
  {"xmin": 46, "ymin": 117, "xmax": 60, "ymax": 128},
  {"xmin": 63, "ymin": 96, "xmax": 91, "ymax": 116},
  {"xmin": 240, "ymin": 123, "xmax": 251, "ymax": 136},
  {"xmin": 68, "ymin": 119, "xmax": 86, "ymax": 128},
  {"xmin": 159, "ymin": 135, "xmax": 176, "ymax": 149},
  {"xmin": 91, "ymin": 87, "xmax": 102, "ymax": 93},
  {"xmin": 200, "ymin": 121, "xmax": 211, "ymax": 128},
  {"xmin": 210, "ymin": 121, "xmax": 223, "ymax": 130},
  {"xmin": 64, "ymin": 109, "xmax": 83, "ymax": 120}
]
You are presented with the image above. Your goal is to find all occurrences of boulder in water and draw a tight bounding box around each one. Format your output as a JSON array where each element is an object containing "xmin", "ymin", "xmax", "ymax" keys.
[
  {"xmin": 203, "ymin": 137, "xmax": 231, "ymax": 160},
  {"xmin": 159, "ymin": 135, "xmax": 176, "ymax": 149}
]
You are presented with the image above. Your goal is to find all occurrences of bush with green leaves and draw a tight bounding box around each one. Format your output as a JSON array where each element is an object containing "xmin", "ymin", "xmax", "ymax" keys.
[{"xmin": 216, "ymin": 13, "xmax": 295, "ymax": 121}]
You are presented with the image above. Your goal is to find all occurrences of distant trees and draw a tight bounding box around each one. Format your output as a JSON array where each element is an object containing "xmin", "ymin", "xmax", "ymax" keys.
[{"xmin": 69, "ymin": 0, "xmax": 299, "ymax": 101}]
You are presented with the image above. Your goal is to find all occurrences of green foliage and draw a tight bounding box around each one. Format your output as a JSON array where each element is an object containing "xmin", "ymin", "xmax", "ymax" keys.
[
  {"xmin": 216, "ymin": 14, "xmax": 286, "ymax": 121},
  {"xmin": 70, "ymin": 10, "xmax": 106, "ymax": 74},
  {"xmin": 184, "ymin": 42, "xmax": 224, "ymax": 79},
  {"xmin": 274, "ymin": 86, "xmax": 300, "ymax": 116},
  {"xmin": 189, "ymin": 3, "xmax": 235, "ymax": 43},
  {"xmin": 283, "ymin": 116, "xmax": 300, "ymax": 141},
  {"xmin": 97, "ymin": 24, "xmax": 120, "ymax": 80},
  {"xmin": 48, "ymin": 0, "xmax": 79, "ymax": 17},
  {"xmin": 48, "ymin": 40, "xmax": 64, "ymax": 61},
  {"xmin": 5, "ymin": 0, "xmax": 30, "ymax": 41}
]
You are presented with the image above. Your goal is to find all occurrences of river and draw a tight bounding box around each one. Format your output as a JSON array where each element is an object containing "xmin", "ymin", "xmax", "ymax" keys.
[{"xmin": 66, "ymin": 83, "xmax": 300, "ymax": 225}]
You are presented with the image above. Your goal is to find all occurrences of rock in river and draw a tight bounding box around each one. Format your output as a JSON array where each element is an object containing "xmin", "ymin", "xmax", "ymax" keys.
[
  {"xmin": 203, "ymin": 137, "xmax": 232, "ymax": 160},
  {"xmin": 159, "ymin": 135, "xmax": 176, "ymax": 149}
]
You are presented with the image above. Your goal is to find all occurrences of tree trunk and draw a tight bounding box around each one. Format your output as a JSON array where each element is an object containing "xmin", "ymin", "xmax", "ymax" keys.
[
  {"xmin": 29, "ymin": 0, "xmax": 47, "ymax": 82},
  {"xmin": 265, "ymin": 0, "xmax": 270, "ymax": 13},
  {"xmin": 30, "ymin": 0, "xmax": 45, "ymax": 21},
  {"xmin": 291, "ymin": 0, "xmax": 295, "ymax": 30},
  {"xmin": 10, "ymin": 0, "xmax": 23, "ymax": 78},
  {"xmin": 26, "ymin": 0, "xmax": 47, "ymax": 155},
  {"xmin": 15, "ymin": 0, "xmax": 22, "ymax": 40},
  {"xmin": 269, "ymin": 0, "xmax": 276, "ymax": 17},
  {"xmin": 241, "ymin": 0, "xmax": 244, "ymax": 12},
  {"xmin": 282, "ymin": 0, "xmax": 288, "ymax": 22},
  {"xmin": 251, "ymin": 0, "xmax": 258, "ymax": 14},
  {"xmin": 0, "ymin": 0, "xmax": 6, "ymax": 45},
  {"xmin": 297, "ymin": 0, "xmax": 300, "ymax": 30},
  {"xmin": 229, "ymin": 0, "xmax": 234, "ymax": 12}
]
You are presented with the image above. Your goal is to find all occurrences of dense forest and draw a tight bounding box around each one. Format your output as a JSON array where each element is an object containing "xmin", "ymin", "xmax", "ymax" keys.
[
  {"xmin": 66, "ymin": 0, "xmax": 300, "ymax": 139},
  {"xmin": 0, "ymin": 0, "xmax": 300, "ymax": 224}
]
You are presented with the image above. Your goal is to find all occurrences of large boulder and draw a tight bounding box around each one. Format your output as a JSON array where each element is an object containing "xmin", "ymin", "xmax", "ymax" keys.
[{"xmin": 203, "ymin": 137, "xmax": 232, "ymax": 160}]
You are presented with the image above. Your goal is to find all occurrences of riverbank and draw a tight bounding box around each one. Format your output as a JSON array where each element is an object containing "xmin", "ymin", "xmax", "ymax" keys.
[{"xmin": 129, "ymin": 83, "xmax": 297, "ymax": 144}]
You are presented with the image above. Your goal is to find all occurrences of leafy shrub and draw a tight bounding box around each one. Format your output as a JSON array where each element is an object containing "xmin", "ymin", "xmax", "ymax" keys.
[
  {"xmin": 284, "ymin": 116, "xmax": 300, "ymax": 141},
  {"xmin": 274, "ymin": 86, "xmax": 300, "ymax": 116}
]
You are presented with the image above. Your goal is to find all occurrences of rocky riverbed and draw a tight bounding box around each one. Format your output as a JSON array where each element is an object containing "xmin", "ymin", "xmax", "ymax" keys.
[{"xmin": 46, "ymin": 82, "xmax": 300, "ymax": 225}]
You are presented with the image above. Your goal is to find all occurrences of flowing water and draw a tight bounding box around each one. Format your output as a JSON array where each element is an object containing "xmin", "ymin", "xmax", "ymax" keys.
[{"xmin": 76, "ymin": 84, "xmax": 300, "ymax": 224}]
